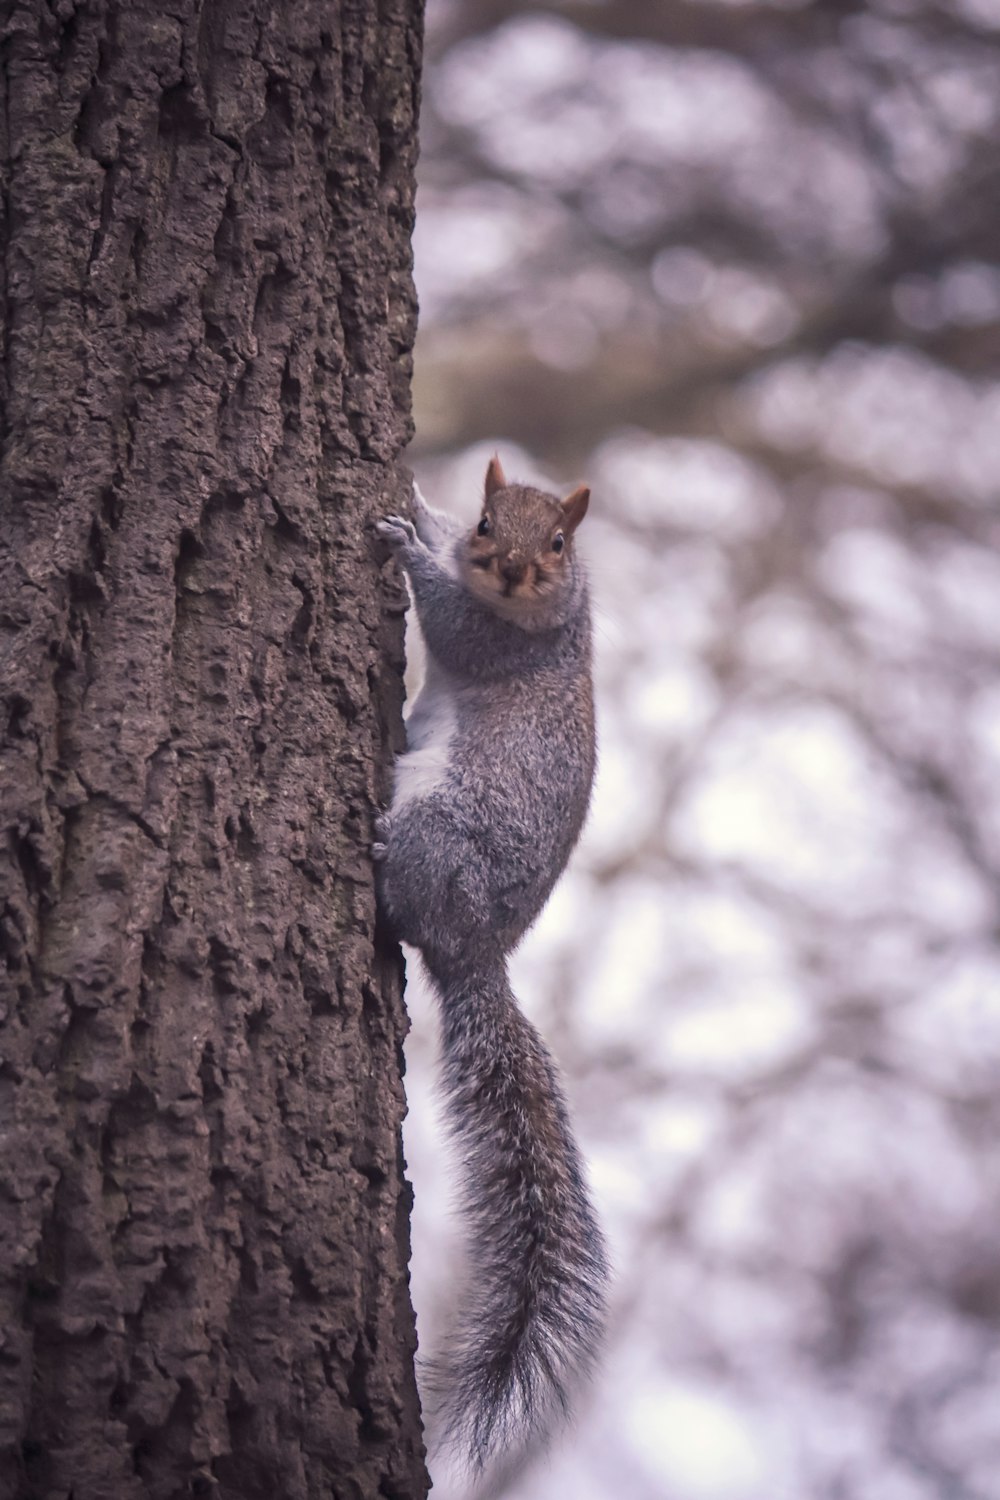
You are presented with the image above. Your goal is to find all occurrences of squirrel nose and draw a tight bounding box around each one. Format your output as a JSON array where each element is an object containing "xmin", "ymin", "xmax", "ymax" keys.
[{"xmin": 500, "ymin": 559, "xmax": 527, "ymax": 584}]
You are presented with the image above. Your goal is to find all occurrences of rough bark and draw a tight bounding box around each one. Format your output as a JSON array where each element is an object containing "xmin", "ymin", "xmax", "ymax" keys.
[{"xmin": 0, "ymin": 1, "xmax": 426, "ymax": 1496}]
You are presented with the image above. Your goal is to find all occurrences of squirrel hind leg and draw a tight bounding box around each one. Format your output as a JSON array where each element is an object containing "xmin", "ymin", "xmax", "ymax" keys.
[{"xmin": 375, "ymin": 805, "xmax": 492, "ymax": 964}]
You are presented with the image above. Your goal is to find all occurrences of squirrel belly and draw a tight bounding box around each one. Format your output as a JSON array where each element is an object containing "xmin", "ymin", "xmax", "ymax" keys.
[
  {"xmin": 375, "ymin": 460, "xmax": 610, "ymax": 1473},
  {"xmin": 392, "ymin": 656, "xmax": 458, "ymax": 814}
]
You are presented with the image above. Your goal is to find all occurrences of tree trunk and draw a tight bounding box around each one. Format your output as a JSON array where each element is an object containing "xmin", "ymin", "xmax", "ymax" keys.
[{"xmin": 0, "ymin": 1, "xmax": 426, "ymax": 1496}]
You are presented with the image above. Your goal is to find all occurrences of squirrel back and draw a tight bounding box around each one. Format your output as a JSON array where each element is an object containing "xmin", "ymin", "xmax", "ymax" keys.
[{"xmin": 375, "ymin": 458, "xmax": 609, "ymax": 1472}]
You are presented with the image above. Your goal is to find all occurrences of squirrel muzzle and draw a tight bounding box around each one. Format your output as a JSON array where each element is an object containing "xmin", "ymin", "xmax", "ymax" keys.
[{"xmin": 500, "ymin": 559, "xmax": 529, "ymax": 586}]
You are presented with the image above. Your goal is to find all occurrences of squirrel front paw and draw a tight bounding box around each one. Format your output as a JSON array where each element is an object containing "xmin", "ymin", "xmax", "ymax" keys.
[{"xmin": 376, "ymin": 515, "xmax": 416, "ymax": 552}]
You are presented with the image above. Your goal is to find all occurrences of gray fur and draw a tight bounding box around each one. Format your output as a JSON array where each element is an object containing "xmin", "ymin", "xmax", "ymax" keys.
[{"xmin": 375, "ymin": 471, "xmax": 609, "ymax": 1471}]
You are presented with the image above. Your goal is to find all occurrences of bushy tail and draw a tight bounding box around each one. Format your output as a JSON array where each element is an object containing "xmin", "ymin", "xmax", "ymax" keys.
[{"xmin": 423, "ymin": 959, "xmax": 609, "ymax": 1473}]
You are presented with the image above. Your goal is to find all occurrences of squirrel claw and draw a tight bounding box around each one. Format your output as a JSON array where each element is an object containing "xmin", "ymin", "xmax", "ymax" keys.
[
  {"xmin": 376, "ymin": 515, "xmax": 416, "ymax": 549},
  {"xmin": 372, "ymin": 812, "xmax": 392, "ymax": 861}
]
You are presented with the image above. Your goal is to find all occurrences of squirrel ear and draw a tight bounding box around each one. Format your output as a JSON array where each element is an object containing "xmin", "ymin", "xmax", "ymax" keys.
[
  {"xmin": 485, "ymin": 454, "xmax": 507, "ymax": 499},
  {"xmin": 560, "ymin": 485, "xmax": 590, "ymax": 533}
]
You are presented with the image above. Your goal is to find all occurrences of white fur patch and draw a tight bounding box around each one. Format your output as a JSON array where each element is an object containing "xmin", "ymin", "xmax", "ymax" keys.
[
  {"xmin": 393, "ymin": 656, "xmax": 457, "ymax": 812},
  {"xmin": 412, "ymin": 481, "xmax": 464, "ymax": 577}
]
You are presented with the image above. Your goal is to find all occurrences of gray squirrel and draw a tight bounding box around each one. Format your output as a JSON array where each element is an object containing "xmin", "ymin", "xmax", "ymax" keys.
[{"xmin": 374, "ymin": 456, "xmax": 609, "ymax": 1472}]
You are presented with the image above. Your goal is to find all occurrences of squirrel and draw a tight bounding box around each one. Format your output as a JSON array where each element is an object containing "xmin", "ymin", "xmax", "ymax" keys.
[{"xmin": 374, "ymin": 456, "xmax": 609, "ymax": 1473}]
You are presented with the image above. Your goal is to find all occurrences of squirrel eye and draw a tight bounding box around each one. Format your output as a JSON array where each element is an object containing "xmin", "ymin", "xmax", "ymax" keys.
[
  {"xmin": 551, "ymin": 532, "xmax": 565, "ymax": 554},
  {"xmin": 477, "ymin": 516, "xmax": 491, "ymax": 536}
]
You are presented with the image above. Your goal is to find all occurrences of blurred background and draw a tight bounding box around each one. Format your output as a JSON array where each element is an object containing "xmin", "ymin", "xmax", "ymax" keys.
[{"xmin": 401, "ymin": 1, "xmax": 1000, "ymax": 1496}]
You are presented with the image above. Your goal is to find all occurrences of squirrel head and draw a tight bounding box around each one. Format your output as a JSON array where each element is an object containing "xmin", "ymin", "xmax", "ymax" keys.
[{"xmin": 461, "ymin": 455, "xmax": 590, "ymax": 628}]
